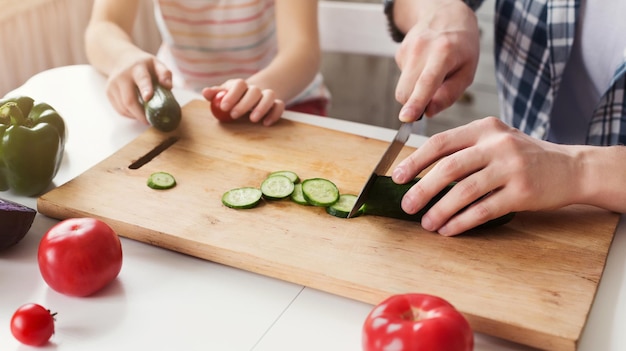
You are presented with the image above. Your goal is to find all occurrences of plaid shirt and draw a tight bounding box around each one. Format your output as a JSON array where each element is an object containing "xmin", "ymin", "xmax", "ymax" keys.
[{"xmin": 463, "ymin": 0, "xmax": 626, "ymax": 145}]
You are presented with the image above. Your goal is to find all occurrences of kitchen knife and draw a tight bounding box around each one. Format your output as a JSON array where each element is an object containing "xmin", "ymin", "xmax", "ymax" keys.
[{"xmin": 347, "ymin": 121, "xmax": 415, "ymax": 218}]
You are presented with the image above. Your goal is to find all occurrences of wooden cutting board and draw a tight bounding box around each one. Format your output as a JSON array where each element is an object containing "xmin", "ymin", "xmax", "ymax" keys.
[{"xmin": 38, "ymin": 100, "xmax": 619, "ymax": 351}]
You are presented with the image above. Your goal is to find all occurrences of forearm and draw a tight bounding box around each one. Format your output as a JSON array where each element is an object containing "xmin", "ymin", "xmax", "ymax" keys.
[
  {"xmin": 246, "ymin": 49, "xmax": 320, "ymax": 103},
  {"xmin": 574, "ymin": 145, "xmax": 626, "ymax": 213},
  {"xmin": 246, "ymin": 0, "xmax": 320, "ymax": 102},
  {"xmin": 393, "ymin": 0, "xmax": 479, "ymax": 35},
  {"xmin": 85, "ymin": 24, "xmax": 145, "ymax": 76},
  {"xmin": 84, "ymin": 0, "xmax": 144, "ymax": 76}
]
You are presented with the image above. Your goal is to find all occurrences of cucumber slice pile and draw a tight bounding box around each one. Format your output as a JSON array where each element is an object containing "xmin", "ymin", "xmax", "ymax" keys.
[{"xmin": 221, "ymin": 170, "xmax": 360, "ymax": 218}]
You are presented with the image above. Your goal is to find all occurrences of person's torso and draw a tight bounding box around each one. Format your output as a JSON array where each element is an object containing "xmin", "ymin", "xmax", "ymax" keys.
[
  {"xmin": 154, "ymin": 0, "xmax": 278, "ymax": 91},
  {"xmin": 492, "ymin": 0, "xmax": 626, "ymax": 145},
  {"xmin": 549, "ymin": 0, "xmax": 626, "ymax": 144}
]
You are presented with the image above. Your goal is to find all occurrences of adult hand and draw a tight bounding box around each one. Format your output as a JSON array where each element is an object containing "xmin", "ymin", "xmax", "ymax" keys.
[
  {"xmin": 202, "ymin": 79, "xmax": 285, "ymax": 126},
  {"xmin": 393, "ymin": 0, "xmax": 480, "ymax": 122},
  {"xmin": 391, "ymin": 117, "xmax": 584, "ymax": 236},
  {"xmin": 104, "ymin": 53, "xmax": 172, "ymax": 124}
]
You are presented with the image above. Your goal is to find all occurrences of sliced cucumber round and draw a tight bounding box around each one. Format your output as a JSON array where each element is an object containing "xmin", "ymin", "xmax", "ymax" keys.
[
  {"xmin": 261, "ymin": 175, "xmax": 295, "ymax": 200},
  {"xmin": 301, "ymin": 178, "xmax": 339, "ymax": 207},
  {"xmin": 326, "ymin": 194, "xmax": 363, "ymax": 218},
  {"xmin": 147, "ymin": 172, "xmax": 177, "ymax": 190},
  {"xmin": 268, "ymin": 170, "xmax": 300, "ymax": 183},
  {"xmin": 290, "ymin": 183, "xmax": 310, "ymax": 205},
  {"xmin": 222, "ymin": 187, "xmax": 263, "ymax": 209}
]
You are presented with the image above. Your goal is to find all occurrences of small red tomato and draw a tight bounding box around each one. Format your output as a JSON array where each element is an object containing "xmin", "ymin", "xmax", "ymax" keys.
[
  {"xmin": 362, "ymin": 293, "xmax": 473, "ymax": 351},
  {"xmin": 210, "ymin": 90, "xmax": 234, "ymax": 122},
  {"xmin": 38, "ymin": 217, "xmax": 123, "ymax": 297},
  {"xmin": 11, "ymin": 303, "xmax": 56, "ymax": 346}
]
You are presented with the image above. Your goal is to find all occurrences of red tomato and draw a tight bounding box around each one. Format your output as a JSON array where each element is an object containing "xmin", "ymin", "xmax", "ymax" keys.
[
  {"xmin": 210, "ymin": 90, "xmax": 234, "ymax": 122},
  {"xmin": 38, "ymin": 218, "xmax": 123, "ymax": 297},
  {"xmin": 11, "ymin": 303, "xmax": 55, "ymax": 346},
  {"xmin": 362, "ymin": 293, "xmax": 473, "ymax": 351}
]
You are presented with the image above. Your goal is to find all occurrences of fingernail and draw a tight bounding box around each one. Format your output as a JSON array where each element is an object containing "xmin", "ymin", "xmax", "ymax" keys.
[
  {"xmin": 399, "ymin": 106, "xmax": 413, "ymax": 122},
  {"xmin": 421, "ymin": 215, "xmax": 434, "ymax": 231},
  {"xmin": 438, "ymin": 224, "xmax": 453, "ymax": 236},
  {"xmin": 401, "ymin": 192, "xmax": 416, "ymax": 214},
  {"xmin": 392, "ymin": 167, "xmax": 405, "ymax": 181},
  {"xmin": 142, "ymin": 89, "xmax": 150, "ymax": 101}
]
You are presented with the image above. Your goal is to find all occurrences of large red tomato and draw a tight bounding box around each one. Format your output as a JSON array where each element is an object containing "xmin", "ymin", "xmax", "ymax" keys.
[
  {"xmin": 38, "ymin": 218, "xmax": 123, "ymax": 297},
  {"xmin": 362, "ymin": 293, "xmax": 474, "ymax": 351}
]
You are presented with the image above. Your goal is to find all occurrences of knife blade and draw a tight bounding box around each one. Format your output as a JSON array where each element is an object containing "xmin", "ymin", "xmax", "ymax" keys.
[{"xmin": 347, "ymin": 121, "xmax": 415, "ymax": 218}]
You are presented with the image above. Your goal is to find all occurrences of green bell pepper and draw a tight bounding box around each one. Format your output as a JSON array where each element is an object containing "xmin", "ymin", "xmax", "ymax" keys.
[{"xmin": 0, "ymin": 96, "xmax": 66, "ymax": 196}]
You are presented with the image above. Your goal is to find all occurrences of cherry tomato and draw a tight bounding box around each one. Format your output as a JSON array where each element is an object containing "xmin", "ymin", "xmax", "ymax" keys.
[
  {"xmin": 11, "ymin": 303, "xmax": 55, "ymax": 346},
  {"xmin": 38, "ymin": 217, "xmax": 123, "ymax": 297},
  {"xmin": 362, "ymin": 293, "xmax": 473, "ymax": 351},
  {"xmin": 210, "ymin": 90, "xmax": 234, "ymax": 122}
]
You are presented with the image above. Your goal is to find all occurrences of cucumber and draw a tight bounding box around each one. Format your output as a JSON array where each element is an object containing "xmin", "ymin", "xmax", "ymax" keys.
[
  {"xmin": 261, "ymin": 175, "xmax": 295, "ymax": 200},
  {"xmin": 147, "ymin": 172, "xmax": 177, "ymax": 190},
  {"xmin": 222, "ymin": 187, "xmax": 263, "ymax": 209},
  {"xmin": 326, "ymin": 194, "xmax": 363, "ymax": 218},
  {"xmin": 268, "ymin": 170, "xmax": 300, "ymax": 183},
  {"xmin": 363, "ymin": 176, "xmax": 514, "ymax": 229},
  {"xmin": 301, "ymin": 178, "xmax": 339, "ymax": 207},
  {"xmin": 143, "ymin": 84, "xmax": 182, "ymax": 132},
  {"xmin": 290, "ymin": 183, "xmax": 310, "ymax": 205}
]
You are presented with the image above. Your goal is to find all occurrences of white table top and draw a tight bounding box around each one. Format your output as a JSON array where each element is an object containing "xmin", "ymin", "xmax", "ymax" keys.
[{"xmin": 1, "ymin": 65, "xmax": 624, "ymax": 351}]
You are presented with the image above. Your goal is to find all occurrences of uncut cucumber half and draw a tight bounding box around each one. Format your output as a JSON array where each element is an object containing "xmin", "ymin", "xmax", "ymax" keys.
[
  {"xmin": 143, "ymin": 84, "xmax": 182, "ymax": 132},
  {"xmin": 363, "ymin": 176, "xmax": 514, "ymax": 229}
]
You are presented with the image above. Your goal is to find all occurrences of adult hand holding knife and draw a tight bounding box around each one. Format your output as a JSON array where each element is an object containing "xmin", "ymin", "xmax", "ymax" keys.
[
  {"xmin": 380, "ymin": 0, "xmax": 626, "ymax": 237},
  {"xmin": 351, "ymin": 1, "xmax": 508, "ymax": 235},
  {"xmin": 362, "ymin": 0, "xmax": 500, "ymax": 236},
  {"xmin": 347, "ymin": 120, "xmax": 417, "ymax": 218}
]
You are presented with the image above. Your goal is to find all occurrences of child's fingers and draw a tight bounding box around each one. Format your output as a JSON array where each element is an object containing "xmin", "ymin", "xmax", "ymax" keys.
[
  {"xmin": 263, "ymin": 100, "xmax": 284, "ymax": 126},
  {"xmin": 220, "ymin": 79, "xmax": 248, "ymax": 112},
  {"xmin": 232, "ymin": 85, "xmax": 262, "ymax": 119},
  {"xmin": 201, "ymin": 86, "xmax": 223, "ymax": 102},
  {"xmin": 249, "ymin": 89, "xmax": 276, "ymax": 122}
]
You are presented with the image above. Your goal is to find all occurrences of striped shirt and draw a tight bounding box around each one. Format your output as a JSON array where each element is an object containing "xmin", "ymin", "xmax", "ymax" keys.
[
  {"xmin": 153, "ymin": 0, "xmax": 330, "ymax": 105},
  {"xmin": 463, "ymin": 0, "xmax": 626, "ymax": 146}
]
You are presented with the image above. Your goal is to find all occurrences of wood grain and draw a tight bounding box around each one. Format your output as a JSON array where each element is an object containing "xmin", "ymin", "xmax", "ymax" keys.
[{"xmin": 38, "ymin": 100, "xmax": 619, "ymax": 351}]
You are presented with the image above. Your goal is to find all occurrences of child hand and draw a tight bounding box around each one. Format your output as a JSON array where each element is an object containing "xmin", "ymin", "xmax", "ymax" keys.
[
  {"xmin": 202, "ymin": 79, "xmax": 284, "ymax": 126},
  {"xmin": 105, "ymin": 54, "xmax": 172, "ymax": 124}
]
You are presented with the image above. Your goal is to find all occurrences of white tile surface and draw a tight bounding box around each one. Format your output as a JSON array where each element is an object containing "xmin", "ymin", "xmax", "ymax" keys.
[{"xmin": 253, "ymin": 288, "xmax": 371, "ymax": 351}]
